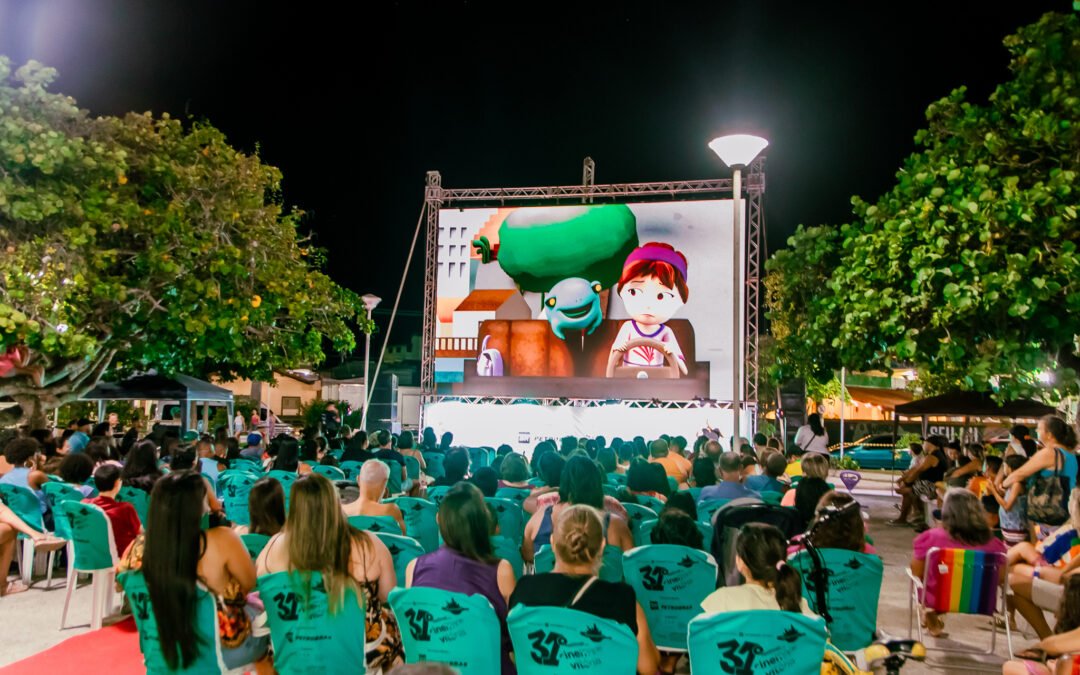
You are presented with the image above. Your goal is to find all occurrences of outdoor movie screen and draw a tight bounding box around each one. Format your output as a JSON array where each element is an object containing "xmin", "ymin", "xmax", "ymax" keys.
[{"xmin": 433, "ymin": 200, "xmax": 743, "ymax": 401}]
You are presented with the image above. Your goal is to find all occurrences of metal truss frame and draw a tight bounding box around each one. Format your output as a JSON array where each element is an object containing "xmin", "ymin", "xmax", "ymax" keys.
[
  {"xmin": 426, "ymin": 395, "xmax": 738, "ymax": 410},
  {"xmin": 419, "ymin": 160, "xmax": 766, "ymax": 426}
]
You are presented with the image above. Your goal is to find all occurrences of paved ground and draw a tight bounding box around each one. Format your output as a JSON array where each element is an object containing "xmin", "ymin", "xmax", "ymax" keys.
[{"xmin": 0, "ymin": 470, "xmax": 1040, "ymax": 672}]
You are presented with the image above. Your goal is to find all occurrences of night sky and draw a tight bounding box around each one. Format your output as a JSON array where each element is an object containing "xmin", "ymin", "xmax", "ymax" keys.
[{"xmin": 0, "ymin": 0, "xmax": 1066, "ymax": 355}]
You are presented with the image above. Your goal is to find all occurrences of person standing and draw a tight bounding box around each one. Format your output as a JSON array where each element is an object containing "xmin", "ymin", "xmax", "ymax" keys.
[{"xmin": 793, "ymin": 413, "xmax": 829, "ymax": 456}]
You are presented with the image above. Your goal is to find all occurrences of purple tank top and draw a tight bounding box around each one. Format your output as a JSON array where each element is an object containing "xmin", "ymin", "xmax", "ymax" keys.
[{"xmin": 412, "ymin": 546, "xmax": 515, "ymax": 674}]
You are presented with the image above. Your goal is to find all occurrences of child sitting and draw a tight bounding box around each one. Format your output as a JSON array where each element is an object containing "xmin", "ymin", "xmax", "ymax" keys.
[
  {"xmin": 969, "ymin": 455, "xmax": 1000, "ymax": 529},
  {"xmin": 989, "ymin": 454, "xmax": 1029, "ymax": 545}
]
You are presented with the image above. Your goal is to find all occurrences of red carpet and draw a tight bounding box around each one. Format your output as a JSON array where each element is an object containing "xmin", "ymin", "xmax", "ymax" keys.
[{"xmin": 0, "ymin": 618, "xmax": 142, "ymax": 674}]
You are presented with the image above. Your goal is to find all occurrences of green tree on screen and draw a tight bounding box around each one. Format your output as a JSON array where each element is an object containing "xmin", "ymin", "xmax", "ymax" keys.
[
  {"xmin": 765, "ymin": 12, "xmax": 1080, "ymax": 401},
  {"xmin": 0, "ymin": 58, "xmax": 362, "ymax": 425}
]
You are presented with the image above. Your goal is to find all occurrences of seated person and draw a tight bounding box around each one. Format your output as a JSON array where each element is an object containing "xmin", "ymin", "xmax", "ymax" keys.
[
  {"xmin": 0, "ymin": 501, "xmax": 64, "ymax": 595},
  {"xmin": 782, "ymin": 453, "xmax": 832, "ymax": 528},
  {"xmin": 342, "ymin": 460, "xmax": 407, "ymax": 535},
  {"xmin": 0, "ymin": 437, "xmax": 48, "ymax": 513},
  {"xmin": 430, "ymin": 448, "xmax": 470, "ymax": 488},
  {"xmin": 648, "ymin": 438, "xmax": 692, "ymax": 490},
  {"xmin": 497, "ymin": 453, "xmax": 532, "ymax": 490},
  {"xmin": 909, "ymin": 489, "xmax": 1007, "ymax": 637},
  {"xmin": 468, "ymin": 467, "xmax": 499, "ymax": 498},
  {"xmin": 58, "ymin": 452, "xmax": 97, "ymax": 497},
  {"xmin": 257, "ymin": 473, "xmax": 402, "ymax": 671},
  {"xmin": 788, "ymin": 492, "xmax": 876, "ymax": 556},
  {"xmin": 1002, "ymin": 575, "xmax": 1080, "ymax": 675},
  {"xmin": 239, "ymin": 477, "xmax": 285, "ymax": 538},
  {"xmin": 698, "ymin": 452, "xmax": 761, "ymax": 503},
  {"xmin": 339, "ymin": 430, "xmax": 372, "ymax": 464},
  {"xmin": 84, "ymin": 464, "xmax": 142, "ymax": 556},
  {"xmin": 624, "ymin": 458, "xmax": 670, "ymax": 502},
  {"xmin": 690, "ymin": 457, "xmax": 717, "ymax": 489},
  {"xmin": 510, "ymin": 504, "xmax": 659, "ymax": 675},
  {"xmin": 118, "ymin": 472, "xmax": 269, "ymax": 671},
  {"xmin": 745, "ymin": 451, "xmax": 788, "ymax": 494},
  {"xmin": 650, "ymin": 504, "xmax": 704, "ymax": 550},
  {"xmin": 406, "ymin": 483, "xmax": 516, "ymax": 675},
  {"xmin": 370, "ymin": 430, "xmax": 407, "ymax": 494},
  {"xmin": 701, "ymin": 523, "xmax": 816, "ymax": 616}
]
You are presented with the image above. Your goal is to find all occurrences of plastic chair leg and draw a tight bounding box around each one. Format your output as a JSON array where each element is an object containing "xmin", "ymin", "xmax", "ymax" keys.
[
  {"xmin": 60, "ymin": 563, "xmax": 77, "ymax": 629},
  {"xmin": 102, "ymin": 571, "xmax": 116, "ymax": 618},
  {"xmin": 90, "ymin": 573, "xmax": 103, "ymax": 630},
  {"xmin": 20, "ymin": 539, "xmax": 33, "ymax": 584},
  {"xmin": 45, "ymin": 549, "xmax": 56, "ymax": 589}
]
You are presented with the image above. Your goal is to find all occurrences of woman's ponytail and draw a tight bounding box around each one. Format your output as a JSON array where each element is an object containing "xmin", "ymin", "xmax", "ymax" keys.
[
  {"xmin": 773, "ymin": 561, "xmax": 803, "ymax": 613},
  {"xmin": 735, "ymin": 523, "xmax": 805, "ymax": 614}
]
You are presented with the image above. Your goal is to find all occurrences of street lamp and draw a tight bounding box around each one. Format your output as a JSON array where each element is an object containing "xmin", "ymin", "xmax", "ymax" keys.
[
  {"xmin": 708, "ymin": 134, "xmax": 768, "ymax": 448},
  {"xmin": 360, "ymin": 293, "xmax": 382, "ymax": 430}
]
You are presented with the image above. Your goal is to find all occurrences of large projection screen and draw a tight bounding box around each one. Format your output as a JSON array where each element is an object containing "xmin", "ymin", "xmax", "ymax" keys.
[{"xmin": 433, "ymin": 200, "xmax": 745, "ymax": 403}]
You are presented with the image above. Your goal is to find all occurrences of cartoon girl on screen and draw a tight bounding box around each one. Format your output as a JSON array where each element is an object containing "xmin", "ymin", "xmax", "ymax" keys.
[{"xmin": 610, "ymin": 242, "xmax": 689, "ymax": 375}]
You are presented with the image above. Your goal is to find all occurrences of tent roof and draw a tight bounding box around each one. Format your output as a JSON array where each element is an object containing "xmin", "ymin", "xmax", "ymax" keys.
[
  {"xmin": 893, "ymin": 391, "xmax": 1056, "ymax": 418},
  {"xmin": 82, "ymin": 373, "xmax": 234, "ymax": 403},
  {"xmin": 845, "ymin": 385, "xmax": 913, "ymax": 411}
]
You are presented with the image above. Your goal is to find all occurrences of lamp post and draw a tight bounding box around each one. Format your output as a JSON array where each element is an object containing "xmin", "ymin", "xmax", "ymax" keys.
[
  {"xmin": 708, "ymin": 134, "xmax": 768, "ymax": 449},
  {"xmin": 360, "ymin": 293, "xmax": 382, "ymax": 431}
]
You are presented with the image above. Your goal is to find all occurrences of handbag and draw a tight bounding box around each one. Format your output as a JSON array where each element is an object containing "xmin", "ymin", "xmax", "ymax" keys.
[{"xmin": 1027, "ymin": 448, "xmax": 1070, "ymax": 526}]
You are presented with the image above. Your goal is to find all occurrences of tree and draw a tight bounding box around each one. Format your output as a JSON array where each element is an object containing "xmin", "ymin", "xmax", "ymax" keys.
[
  {"xmin": 765, "ymin": 12, "xmax": 1080, "ymax": 401},
  {"xmin": 0, "ymin": 58, "xmax": 363, "ymax": 425}
]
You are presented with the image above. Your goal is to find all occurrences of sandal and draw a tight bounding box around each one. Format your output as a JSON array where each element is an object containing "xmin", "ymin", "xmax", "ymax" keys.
[
  {"xmin": 2, "ymin": 580, "xmax": 30, "ymax": 596},
  {"xmin": 32, "ymin": 535, "xmax": 67, "ymax": 552}
]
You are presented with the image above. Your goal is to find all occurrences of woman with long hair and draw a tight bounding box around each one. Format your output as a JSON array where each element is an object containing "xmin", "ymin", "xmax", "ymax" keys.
[
  {"xmin": 522, "ymin": 456, "xmax": 633, "ymax": 564},
  {"xmin": 271, "ymin": 436, "xmax": 300, "ymax": 473},
  {"xmin": 256, "ymin": 473, "xmax": 402, "ymax": 672},
  {"xmin": 794, "ymin": 412, "xmax": 829, "ymax": 456},
  {"xmin": 121, "ymin": 440, "xmax": 164, "ymax": 494},
  {"xmin": 701, "ymin": 523, "xmax": 816, "ymax": 615},
  {"xmin": 909, "ymin": 489, "xmax": 1007, "ymax": 636},
  {"xmin": 245, "ymin": 477, "xmax": 285, "ymax": 537},
  {"xmin": 789, "ymin": 492, "xmax": 876, "ymax": 555},
  {"xmin": 1003, "ymin": 415, "xmax": 1078, "ymax": 529},
  {"xmin": 406, "ymin": 483, "xmax": 516, "ymax": 674},
  {"xmin": 781, "ymin": 452, "xmax": 832, "ymax": 528},
  {"xmin": 118, "ymin": 471, "xmax": 268, "ymax": 670},
  {"xmin": 510, "ymin": 504, "xmax": 659, "ymax": 675}
]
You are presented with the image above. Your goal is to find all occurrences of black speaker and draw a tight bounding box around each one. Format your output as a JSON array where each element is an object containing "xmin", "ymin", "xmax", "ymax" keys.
[
  {"xmin": 367, "ymin": 373, "xmax": 399, "ymax": 433},
  {"xmin": 776, "ymin": 379, "xmax": 807, "ymax": 450}
]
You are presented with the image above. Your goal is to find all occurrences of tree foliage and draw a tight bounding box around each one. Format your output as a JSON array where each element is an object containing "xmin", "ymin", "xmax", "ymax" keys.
[
  {"xmin": 0, "ymin": 58, "xmax": 362, "ymax": 422},
  {"xmin": 765, "ymin": 12, "xmax": 1080, "ymax": 401}
]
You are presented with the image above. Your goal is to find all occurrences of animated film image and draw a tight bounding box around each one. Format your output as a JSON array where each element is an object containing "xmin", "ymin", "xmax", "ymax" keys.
[{"xmin": 434, "ymin": 201, "xmax": 739, "ymax": 400}]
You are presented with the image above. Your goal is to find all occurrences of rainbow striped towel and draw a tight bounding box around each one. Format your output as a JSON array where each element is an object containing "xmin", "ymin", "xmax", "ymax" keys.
[{"xmin": 924, "ymin": 548, "xmax": 1002, "ymax": 616}]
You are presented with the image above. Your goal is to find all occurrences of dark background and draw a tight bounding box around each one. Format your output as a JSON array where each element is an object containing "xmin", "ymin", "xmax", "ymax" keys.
[{"xmin": 0, "ymin": 0, "xmax": 1065, "ymax": 358}]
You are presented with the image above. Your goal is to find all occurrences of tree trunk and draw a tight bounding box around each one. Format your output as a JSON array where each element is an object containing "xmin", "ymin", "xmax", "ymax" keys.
[{"xmin": 0, "ymin": 349, "xmax": 117, "ymax": 428}]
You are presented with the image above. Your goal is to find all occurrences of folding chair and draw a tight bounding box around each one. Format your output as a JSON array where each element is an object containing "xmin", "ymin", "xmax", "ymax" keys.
[
  {"xmin": 347, "ymin": 514, "xmax": 401, "ymax": 534},
  {"xmin": 688, "ymin": 610, "xmax": 828, "ymax": 675},
  {"xmin": 906, "ymin": 547, "xmax": 1012, "ymax": 664},
  {"xmin": 390, "ymin": 586, "xmax": 501, "ymax": 674},
  {"xmin": 508, "ymin": 604, "xmax": 637, "ymax": 674},
  {"xmin": 374, "ymin": 532, "xmax": 425, "ymax": 586},
  {"xmin": 56, "ymin": 501, "xmax": 120, "ymax": 630},
  {"xmin": 385, "ymin": 496, "xmax": 439, "ymax": 552},
  {"xmin": 623, "ymin": 544, "xmax": 718, "ymax": 651},
  {"xmin": 789, "ymin": 548, "xmax": 884, "ymax": 652},
  {"xmin": 534, "ymin": 544, "xmax": 624, "ymax": 582},
  {"xmin": 257, "ymin": 570, "xmax": 366, "ymax": 675},
  {"xmin": 0, "ymin": 483, "xmax": 61, "ymax": 586}
]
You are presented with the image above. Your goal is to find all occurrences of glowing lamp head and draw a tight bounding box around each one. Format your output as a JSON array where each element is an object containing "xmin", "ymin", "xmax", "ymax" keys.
[
  {"xmin": 361, "ymin": 294, "xmax": 382, "ymax": 312},
  {"xmin": 708, "ymin": 134, "xmax": 769, "ymax": 168}
]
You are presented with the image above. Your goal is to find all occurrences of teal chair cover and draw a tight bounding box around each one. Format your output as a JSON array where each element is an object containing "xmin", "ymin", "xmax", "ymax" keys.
[
  {"xmin": 403, "ymin": 455, "xmax": 421, "ymax": 481},
  {"xmin": 468, "ymin": 447, "xmax": 489, "ymax": 471},
  {"xmin": 495, "ymin": 487, "xmax": 530, "ymax": 506},
  {"xmin": 267, "ymin": 470, "xmax": 297, "ymax": 487},
  {"xmin": 667, "ymin": 476, "xmax": 679, "ymax": 494},
  {"xmin": 637, "ymin": 518, "xmax": 659, "ymax": 547},
  {"xmin": 240, "ymin": 533, "xmax": 271, "ymax": 561},
  {"xmin": 57, "ymin": 500, "xmax": 117, "ymax": 571},
  {"xmin": 697, "ymin": 498, "xmax": 731, "ymax": 525},
  {"xmin": 606, "ymin": 472, "xmax": 627, "ymax": 486},
  {"xmin": 82, "ymin": 477, "xmax": 100, "ymax": 497},
  {"xmin": 117, "ymin": 486, "xmax": 151, "ymax": 527},
  {"xmin": 374, "ymin": 532, "xmax": 425, "ymax": 587},
  {"xmin": 760, "ymin": 491, "xmax": 784, "ymax": 505},
  {"xmin": 384, "ymin": 460, "xmax": 404, "ymax": 496},
  {"xmin": 620, "ymin": 502, "xmax": 658, "ymax": 546},
  {"xmin": 0, "ymin": 483, "xmax": 45, "ymax": 533},
  {"xmin": 623, "ymin": 544, "xmax": 718, "ymax": 651},
  {"xmin": 679, "ymin": 487, "xmax": 702, "ymax": 502},
  {"xmin": 231, "ymin": 458, "xmax": 263, "ymax": 474},
  {"xmin": 386, "ymin": 497, "xmax": 439, "ymax": 553},
  {"xmin": 789, "ymin": 548, "xmax": 883, "ymax": 651},
  {"xmin": 329, "ymin": 449, "xmax": 344, "ymax": 461},
  {"xmin": 339, "ymin": 461, "xmax": 364, "ymax": 482},
  {"xmin": 534, "ymin": 545, "xmax": 624, "ymax": 582},
  {"xmin": 422, "ymin": 453, "xmax": 445, "ymax": 480},
  {"xmin": 696, "ymin": 521, "xmax": 714, "ymax": 548},
  {"xmin": 527, "ymin": 477, "xmax": 545, "ymax": 488},
  {"xmin": 219, "ymin": 472, "xmax": 258, "ymax": 526},
  {"xmin": 687, "ymin": 610, "xmax": 827, "ymax": 675},
  {"xmin": 257, "ymin": 571, "xmax": 366, "ymax": 675},
  {"xmin": 347, "ymin": 514, "xmax": 401, "ymax": 534},
  {"xmin": 485, "ymin": 497, "xmax": 525, "ymax": 543},
  {"xmin": 312, "ymin": 465, "xmax": 347, "ymax": 482},
  {"xmin": 492, "ymin": 534, "xmax": 524, "ymax": 579},
  {"xmin": 216, "ymin": 468, "xmax": 258, "ymax": 497},
  {"xmin": 601, "ymin": 484, "xmax": 620, "ymax": 498},
  {"xmin": 121, "ymin": 571, "xmax": 226, "ymax": 674},
  {"xmin": 389, "ymin": 586, "xmax": 501, "ymax": 675},
  {"xmin": 507, "ymin": 605, "xmax": 638, "ymax": 674},
  {"xmin": 425, "ymin": 485, "xmax": 452, "ymax": 505},
  {"xmin": 42, "ymin": 482, "xmax": 85, "ymax": 540}
]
